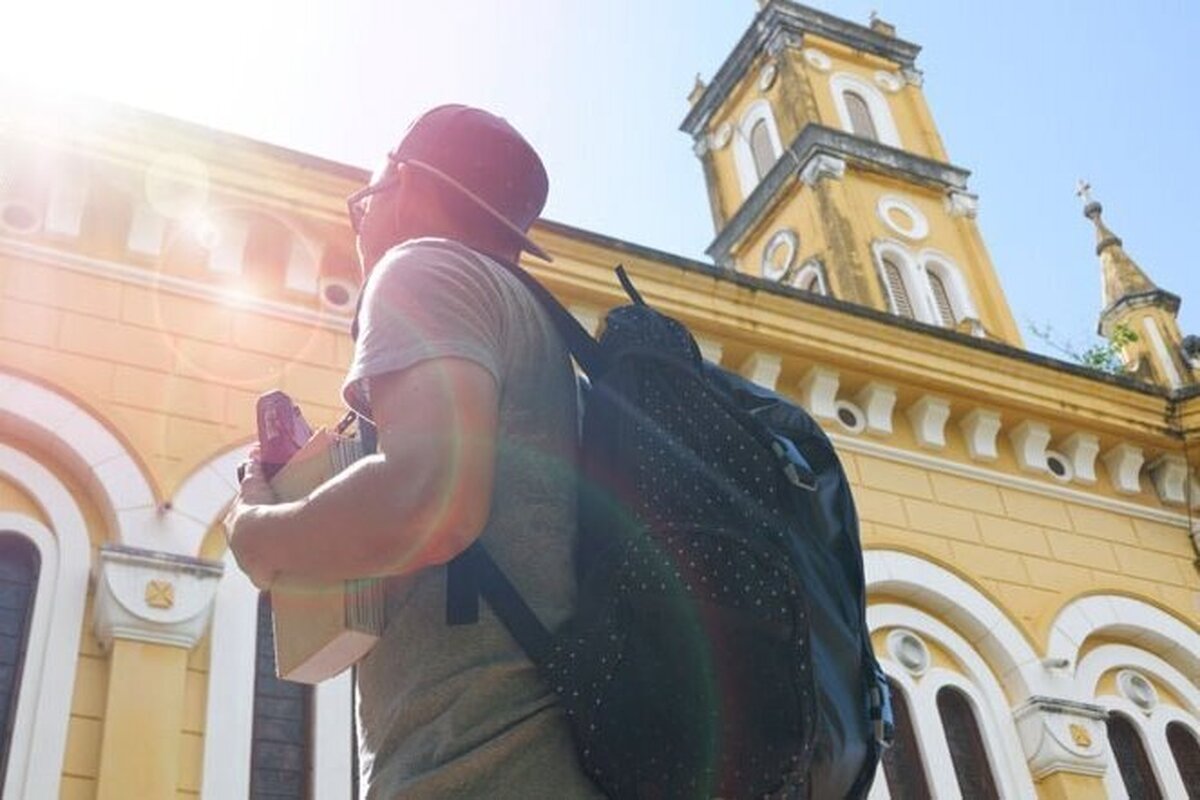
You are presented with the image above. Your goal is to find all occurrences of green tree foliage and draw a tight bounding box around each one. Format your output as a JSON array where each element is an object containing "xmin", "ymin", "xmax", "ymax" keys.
[{"xmin": 1027, "ymin": 321, "xmax": 1139, "ymax": 375}]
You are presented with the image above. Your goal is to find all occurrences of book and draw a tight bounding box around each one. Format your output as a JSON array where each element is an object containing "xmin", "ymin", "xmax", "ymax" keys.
[{"xmin": 267, "ymin": 429, "xmax": 386, "ymax": 684}]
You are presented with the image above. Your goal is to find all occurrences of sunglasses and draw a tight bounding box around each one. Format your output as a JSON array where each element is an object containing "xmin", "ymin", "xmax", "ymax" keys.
[{"xmin": 346, "ymin": 153, "xmax": 403, "ymax": 234}]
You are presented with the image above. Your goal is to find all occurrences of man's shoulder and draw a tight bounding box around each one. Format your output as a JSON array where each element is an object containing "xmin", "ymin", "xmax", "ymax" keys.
[{"xmin": 375, "ymin": 237, "xmax": 503, "ymax": 280}]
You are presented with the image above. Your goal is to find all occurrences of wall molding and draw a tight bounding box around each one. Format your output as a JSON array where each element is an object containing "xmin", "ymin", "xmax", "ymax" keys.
[
  {"xmin": 0, "ymin": 235, "xmax": 353, "ymax": 334},
  {"xmin": 831, "ymin": 431, "xmax": 1191, "ymax": 528}
]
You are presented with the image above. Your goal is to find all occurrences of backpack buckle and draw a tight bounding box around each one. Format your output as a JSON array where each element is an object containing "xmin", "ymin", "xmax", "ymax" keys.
[
  {"xmin": 770, "ymin": 436, "xmax": 817, "ymax": 491},
  {"xmin": 870, "ymin": 669, "xmax": 896, "ymax": 748}
]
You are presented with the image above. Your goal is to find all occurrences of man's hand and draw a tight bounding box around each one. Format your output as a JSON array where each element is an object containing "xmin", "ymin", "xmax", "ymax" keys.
[{"xmin": 223, "ymin": 452, "xmax": 279, "ymax": 590}]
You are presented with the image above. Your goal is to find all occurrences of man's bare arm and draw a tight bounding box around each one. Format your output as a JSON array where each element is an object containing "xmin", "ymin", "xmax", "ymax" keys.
[{"xmin": 227, "ymin": 356, "xmax": 499, "ymax": 585}]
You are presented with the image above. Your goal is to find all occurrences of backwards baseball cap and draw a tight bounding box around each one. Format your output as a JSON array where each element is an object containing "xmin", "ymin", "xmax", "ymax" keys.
[{"xmin": 390, "ymin": 104, "xmax": 551, "ymax": 261}]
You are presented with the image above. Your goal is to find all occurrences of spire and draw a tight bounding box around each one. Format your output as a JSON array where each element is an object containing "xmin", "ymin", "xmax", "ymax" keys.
[{"xmin": 1076, "ymin": 180, "xmax": 1169, "ymax": 317}]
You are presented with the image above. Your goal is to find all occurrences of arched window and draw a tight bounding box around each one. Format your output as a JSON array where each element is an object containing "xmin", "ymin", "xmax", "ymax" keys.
[
  {"xmin": 1108, "ymin": 712, "xmax": 1164, "ymax": 800},
  {"xmin": 843, "ymin": 91, "xmax": 879, "ymax": 141},
  {"xmin": 881, "ymin": 679, "xmax": 930, "ymax": 800},
  {"xmin": 251, "ymin": 594, "xmax": 312, "ymax": 799},
  {"xmin": 927, "ymin": 271, "xmax": 956, "ymax": 327},
  {"xmin": 0, "ymin": 534, "xmax": 38, "ymax": 781},
  {"xmin": 749, "ymin": 119, "xmax": 776, "ymax": 180},
  {"xmin": 1167, "ymin": 722, "xmax": 1200, "ymax": 799},
  {"xmin": 937, "ymin": 687, "xmax": 1000, "ymax": 800},
  {"xmin": 881, "ymin": 256, "xmax": 915, "ymax": 319},
  {"xmin": 732, "ymin": 100, "xmax": 783, "ymax": 199}
]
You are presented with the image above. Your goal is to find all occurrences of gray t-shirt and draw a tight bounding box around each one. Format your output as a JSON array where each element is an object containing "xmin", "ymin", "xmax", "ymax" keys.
[{"xmin": 342, "ymin": 239, "xmax": 603, "ymax": 800}]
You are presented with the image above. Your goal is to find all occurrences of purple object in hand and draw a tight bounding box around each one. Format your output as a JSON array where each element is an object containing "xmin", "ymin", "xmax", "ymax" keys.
[{"xmin": 256, "ymin": 390, "xmax": 313, "ymax": 479}]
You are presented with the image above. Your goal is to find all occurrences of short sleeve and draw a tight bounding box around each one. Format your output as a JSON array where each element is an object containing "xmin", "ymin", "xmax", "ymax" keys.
[{"xmin": 342, "ymin": 240, "xmax": 506, "ymax": 419}]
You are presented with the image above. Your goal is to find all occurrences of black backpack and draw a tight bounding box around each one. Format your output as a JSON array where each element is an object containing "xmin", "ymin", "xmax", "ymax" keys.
[{"xmin": 447, "ymin": 264, "xmax": 893, "ymax": 799}]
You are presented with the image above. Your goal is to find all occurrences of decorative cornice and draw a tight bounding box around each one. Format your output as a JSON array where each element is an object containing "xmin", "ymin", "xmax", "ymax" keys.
[
  {"xmin": 681, "ymin": 1, "xmax": 921, "ymax": 135},
  {"xmin": 92, "ymin": 544, "xmax": 224, "ymax": 650},
  {"xmin": 0, "ymin": 235, "xmax": 354, "ymax": 334},
  {"xmin": 707, "ymin": 124, "xmax": 971, "ymax": 264}
]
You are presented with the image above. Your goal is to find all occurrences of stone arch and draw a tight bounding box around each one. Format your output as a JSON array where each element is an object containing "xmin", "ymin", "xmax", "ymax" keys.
[
  {"xmin": 869, "ymin": 603, "xmax": 1037, "ymax": 798},
  {"xmin": 1047, "ymin": 594, "xmax": 1200, "ymax": 690},
  {"xmin": 0, "ymin": 445, "xmax": 90, "ymax": 799},
  {"xmin": 865, "ymin": 549, "xmax": 1047, "ymax": 701},
  {"xmin": 0, "ymin": 371, "xmax": 155, "ymax": 544}
]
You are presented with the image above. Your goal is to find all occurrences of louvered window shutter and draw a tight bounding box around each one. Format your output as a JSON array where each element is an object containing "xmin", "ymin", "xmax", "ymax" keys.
[
  {"xmin": 928, "ymin": 271, "xmax": 956, "ymax": 327},
  {"xmin": 0, "ymin": 535, "xmax": 37, "ymax": 781},
  {"xmin": 881, "ymin": 679, "xmax": 931, "ymax": 800},
  {"xmin": 749, "ymin": 119, "xmax": 775, "ymax": 180},
  {"xmin": 1167, "ymin": 722, "xmax": 1200, "ymax": 798},
  {"xmin": 882, "ymin": 257, "xmax": 914, "ymax": 318},
  {"xmin": 251, "ymin": 594, "xmax": 313, "ymax": 799},
  {"xmin": 844, "ymin": 91, "xmax": 879, "ymax": 141}
]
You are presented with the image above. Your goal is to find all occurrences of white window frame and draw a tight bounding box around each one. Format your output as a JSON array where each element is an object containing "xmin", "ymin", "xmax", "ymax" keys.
[
  {"xmin": 1077, "ymin": 643, "xmax": 1200, "ymax": 800},
  {"xmin": 0, "ymin": 450, "xmax": 89, "ymax": 800},
  {"xmin": 866, "ymin": 603, "xmax": 1036, "ymax": 799},
  {"xmin": 732, "ymin": 99, "xmax": 784, "ymax": 199},
  {"xmin": 872, "ymin": 241, "xmax": 927, "ymax": 322},
  {"xmin": 919, "ymin": 250, "xmax": 978, "ymax": 327},
  {"xmin": 830, "ymin": 72, "xmax": 902, "ymax": 148},
  {"xmin": 792, "ymin": 259, "xmax": 827, "ymax": 295}
]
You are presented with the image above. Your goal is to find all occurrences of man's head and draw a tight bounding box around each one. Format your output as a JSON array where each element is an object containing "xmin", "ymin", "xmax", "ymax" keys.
[{"xmin": 349, "ymin": 105, "xmax": 550, "ymax": 274}]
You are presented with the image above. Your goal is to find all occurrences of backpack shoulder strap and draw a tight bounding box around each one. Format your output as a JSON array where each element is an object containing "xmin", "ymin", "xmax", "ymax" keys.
[{"xmin": 448, "ymin": 541, "xmax": 553, "ymax": 662}]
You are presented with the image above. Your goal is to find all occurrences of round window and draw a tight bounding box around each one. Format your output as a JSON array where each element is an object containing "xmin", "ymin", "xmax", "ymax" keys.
[
  {"xmin": 886, "ymin": 629, "xmax": 930, "ymax": 676},
  {"xmin": 318, "ymin": 278, "xmax": 358, "ymax": 311},
  {"xmin": 876, "ymin": 195, "xmax": 929, "ymax": 240},
  {"xmin": 1045, "ymin": 450, "xmax": 1074, "ymax": 482},
  {"xmin": 0, "ymin": 202, "xmax": 40, "ymax": 234},
  {"xmin": 761, "ymin": 229, "xmax": 798, "ymax": 281},
  {"xmin": 834, "ymin": 400, "xmax": 866, "ymax": 434}
]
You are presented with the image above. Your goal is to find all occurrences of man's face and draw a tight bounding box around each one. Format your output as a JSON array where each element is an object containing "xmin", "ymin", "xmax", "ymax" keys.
[{"xmin": 354, "ymin": 158, "xmax": 405, "ymax": 278}]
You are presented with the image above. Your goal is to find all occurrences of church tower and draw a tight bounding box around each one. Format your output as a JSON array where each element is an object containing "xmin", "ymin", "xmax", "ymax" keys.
[
  {"xmin": 681, "ymin": 1, "xmax": 1022, "ymax": 345},
  {"xmin": 1077, "ymin": 184, "xmax": 1197, "ymax": 389}
]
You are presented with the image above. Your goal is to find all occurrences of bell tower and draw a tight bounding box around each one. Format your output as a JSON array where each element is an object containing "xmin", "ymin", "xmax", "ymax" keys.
[
  {"xmin": 1077, "ymin": 182, "xmax": 1197, "ymax": 389},
  {"xmin": 680, "ymin": 1, "xmax": 1022, "ymax": 345}
]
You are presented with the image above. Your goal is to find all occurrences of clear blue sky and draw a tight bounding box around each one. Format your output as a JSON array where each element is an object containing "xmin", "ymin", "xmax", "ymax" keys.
[{"xmin": 2, "ymin": 1, "xmax": 1197, "ymax": 358}]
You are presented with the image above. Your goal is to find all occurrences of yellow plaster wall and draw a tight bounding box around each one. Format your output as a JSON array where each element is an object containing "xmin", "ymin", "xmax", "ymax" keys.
[{"xmin": 851, "ymin": 449, "xmax": 1199, "ymax": 653}]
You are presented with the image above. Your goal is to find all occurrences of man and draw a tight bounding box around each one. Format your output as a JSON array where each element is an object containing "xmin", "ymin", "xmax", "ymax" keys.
[{"xmin": 224, "ymin": 105, "xmax": 602, "ymax": 799}]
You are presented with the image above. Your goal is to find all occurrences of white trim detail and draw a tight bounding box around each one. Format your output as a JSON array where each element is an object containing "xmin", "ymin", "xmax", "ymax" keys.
[
  {"xmin": 869, "ymin": 603, "xmax": 1038, "ymax": 798},
  {"xmin": 906, "ymin": 395, "xmax": 950, "ymax": 450},
  {"xmin": 127, "ymin": 201, "xmax": 167, "ymax": 256},
  {"xmin": 834, "ymin": 400, "xmax": 867, "ymax": 435},
  {"xmin": 1148, "ymin": 454, "xmax": 1189, "ymax": 506},
  {"xmin": 0, "ymin": 448, "xmax": 91, "ymax": 800},
  {"xmin": 1141, "ymin": 317, "xmax": 1183, "ymax": 389},
  {"xmin": 1103, "ymin": 443, "xmax": 1145, "ymax": 495},
  {"xmin": 761, "ymin": 229, "xmax": 798, "ymax": 281},
  {"xmin": 791, "ymin": 259, "xmax": 827, "ymax": 294},
  {"xmin": 1009, "ymin": 421, "xmax": 1052, "ymax": 475},
  {"xmin": 920, "ymin": 250, "xmax": 978, "ymax": 325},
  {"xmin": 803, "ymin": 48, "xmax": 832, "ymax": 72},
  {"xmin": 1048, "ymin": 596, "xmax": 1200, "ymax": 697},
  {"xmin": 568, "ymin": 305, "xmax": 603, "ymax": 337},
  {"xmin": 1061, "ymin": 433, "xmax": 1101, "ymax": 485},
  {"xmin": 832, "ymin": 432, "xmax": 1190, "ymax": 529},
  {"xmin": 739, "ymin": 351, "xmax": 783, "ymax": 391},
  {"xmin": 873, "ymin": 71, "xmax": 904, "ymax": 93},
  {"xmin": 959, "ymin": 408, "xmax": 1002, "ymax": 462},
  {"xmin": 43, "ymin": 171, "xmax": 89, "ymax": 238},
  {"xmin": 864, "ymin": 551, "xmax": 1045, "ymax": 702},
  {"xmin": 206, "ymin": 216, "xmax": 249, "ymax": 276},
  {"xmin": 946, "ymin": 191, "xmax": 980, "ymax": 219},
  {"xmin": 694, "ymin": 336, "xmax": 724, "ymax": 365},
  {"xmin": 732, "ymin": 99, "xmax": 784, "ymax": 199},
  {"xmin": 798, "ymin": 152, "xmax": 846, "ymax": 187},
  {"xmin": 798, "ymin": 366, "xmax": 839, "ymax": 420},
  {"xmin": 876, "ymin": 195, "xmax": 929, "ymax": 241},
  {"xmin": 830, "ymin": 72, "xmax": 902, "ymax": 148},
  {"xmin": 200, "ymin": 551, "xmax": 258, "ymax": 800},
  {"xmin": 201, "ymin": 547, "xmax": 355, "ymax": 799},
  {"xmin": 854, "ymin": 382, "xmax": 897, "ymax": 437},
  {"xmin": 871, "ymin": 240, "xmax": 926, "ymax": 322},
  {"xmin": 284, "ymin": 236, "xmax": 322, "ymax": 294},
  {"xmin": 0, "ymin": 236, "xmax": 355, "ymax": 334},
  {"xmin": 92, "ymin": 545, "xmax": 223, "ymax": 650}
]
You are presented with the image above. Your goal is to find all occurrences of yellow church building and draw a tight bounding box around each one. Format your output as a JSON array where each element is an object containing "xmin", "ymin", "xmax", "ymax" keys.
[{"xmin": 0, "ymin": 1, "xmax": 1197, "ymax": 798}]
